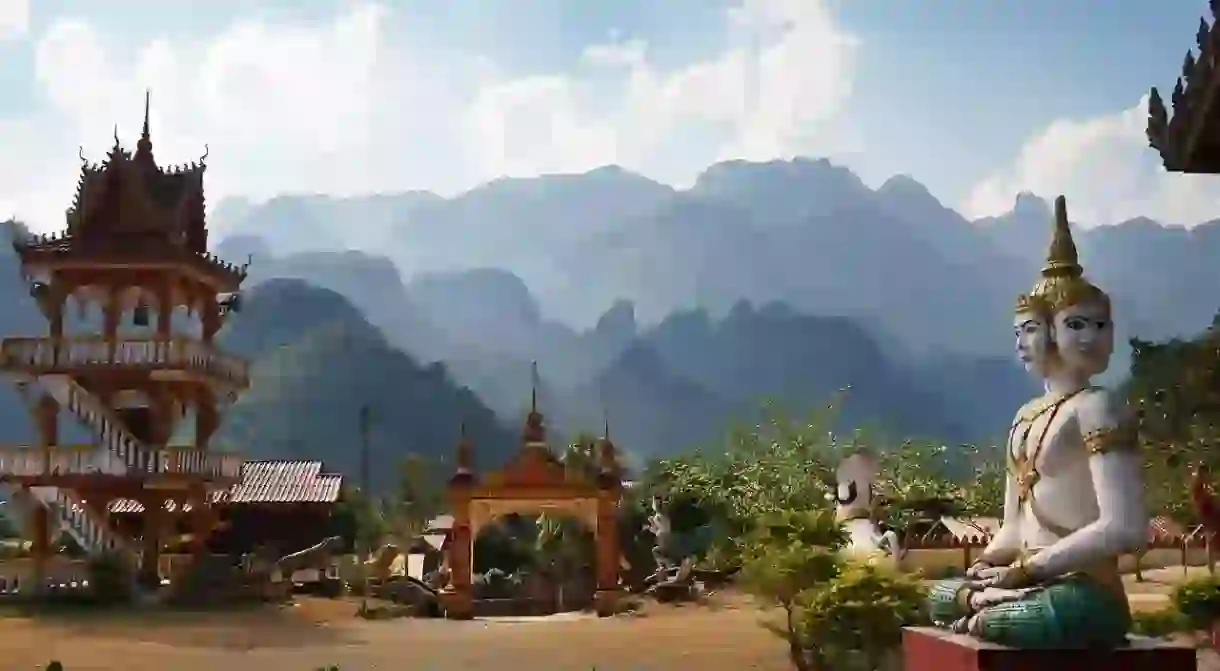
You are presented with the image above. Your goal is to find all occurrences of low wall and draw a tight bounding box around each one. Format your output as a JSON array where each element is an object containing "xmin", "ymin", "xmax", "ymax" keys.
[
  {"xmin": 0, "ymin": 557, "xmax": 89, "ymax": 594},
  {"xmin": 901, "ymin": 546, "xmax": 1211, "ymax": 577}
]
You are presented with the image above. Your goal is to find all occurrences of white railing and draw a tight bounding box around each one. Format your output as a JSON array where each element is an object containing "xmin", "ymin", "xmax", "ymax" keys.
[
  {"xmin": 0, "ymin": 336, "xmax": 249, "ymax": 387},
  {"xmin": 0, "ymin": 445, "xmax": 242, "ymax": 481},
  {"xmin": 39, "ymin": 488, "xmax": 135, "ymax": 557},
  {"xmin": 0, "ymin": 446, "xmax": 125, "ymax": 477},
  {"xmin": 40, "ymin": 375, "xmax": 144, "ymax": 474},
  {"xmin": 3, "ymin": 486, "xmax": 137, "ymax": 563}
]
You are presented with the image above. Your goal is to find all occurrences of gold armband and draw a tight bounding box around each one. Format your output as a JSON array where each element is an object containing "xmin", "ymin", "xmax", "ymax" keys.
[{"xmin": 1082, "ymin": 421, "xmax": 1138, "ymax": 456}]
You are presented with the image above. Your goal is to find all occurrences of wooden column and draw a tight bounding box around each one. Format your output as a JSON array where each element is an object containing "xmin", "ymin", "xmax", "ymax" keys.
[
  {"xmin": 201, "ymin": 295, "xmax": 220, "ymax": 344},
  {"xmin": 139, "ymin": 498, "xmax": 165, "ymax": 589},
  {"xmin": 440, "ymin": 483, "xmax": 474, "ymax": 619},
  {"xmin": 102, "ymin": 284, "xmax": 121, "ymax": 359},
  {"xmin": 28, "ymin": 494, "xmax": 49, "ymax": 594},
  {"xmin": 149, "ymin": 388, "xmax": 173, "ymax": 446},
  {"xmin": 194, "ymin": 387, "xmax": 217, "ymax": 449},
  {"xmin": 35, "ymin": 394, "xmax": 58, "ymax": 474},
  {"xmin": 47, "ymin": 283, "xmax": 65, "ymax": 364},
  {"xmin": 155, "ymin": 281, "xmax": 172, "ymax": 340},
  {"xmin": 594, "ymin": 489, "xmax": 622, "ymax": 617}
]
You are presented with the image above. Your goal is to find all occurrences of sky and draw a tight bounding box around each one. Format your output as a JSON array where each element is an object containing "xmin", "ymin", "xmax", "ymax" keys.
[{"xmin": 0, "ymin": 0, "xmax": 1218, "ymax": 233}]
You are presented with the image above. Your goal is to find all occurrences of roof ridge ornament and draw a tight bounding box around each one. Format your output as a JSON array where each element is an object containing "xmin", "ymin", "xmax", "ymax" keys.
[{"xmin": 136, "ymin": 89, "xmax": 155, "ymax": 163}]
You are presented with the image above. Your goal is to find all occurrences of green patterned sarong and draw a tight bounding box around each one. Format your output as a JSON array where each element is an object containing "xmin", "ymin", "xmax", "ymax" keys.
[{"xmin": 927, "ymin": 575, "xmax": 1129, "ymax": 649}]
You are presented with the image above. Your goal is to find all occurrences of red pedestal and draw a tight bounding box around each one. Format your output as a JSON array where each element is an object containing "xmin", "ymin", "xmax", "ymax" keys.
[{"xmin": 903, "ymin": 627, "xmax": 1196, "ymax": 671}]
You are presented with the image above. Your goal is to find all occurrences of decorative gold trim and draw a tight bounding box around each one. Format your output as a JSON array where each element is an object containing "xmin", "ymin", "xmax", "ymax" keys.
[
  {"xmin": 1012, "ymin": 388, "xmax": 1089, "ymax": 427},
  {"xmin": 1012, "ymin": 196, "xmax": 1111, "ymax": 317},
  {"xmin": 1009, "ymin": 387, "xmax": 1091, "ymax": 504},
  {"xmin": 1082, "ymin": 421, "xmax": 1139, "ymax": 456}
]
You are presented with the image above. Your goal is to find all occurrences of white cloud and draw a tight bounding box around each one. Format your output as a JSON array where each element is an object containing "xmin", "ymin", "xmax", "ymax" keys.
[
  {"xmin": 0, "ymin": 0, "xmax": 859, "ymax": 233},
  {"xmin": 0, "ymin": 0, "xmax": 27, "ymax": 40},
  {"xmin": 963, "ymin": 96, "xmax": 1220, "ymax": 227}
]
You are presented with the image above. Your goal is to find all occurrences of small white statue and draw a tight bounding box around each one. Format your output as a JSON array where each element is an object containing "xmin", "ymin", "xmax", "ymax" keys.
[
  {"xmin": 927, "ymin": 195, "xmax": 1147, "ymax": 649},
  {"xmin": 646, "ymin": 496, "xmax": 674, "ymax": 572},
  {"xmin": 830, "ymin": 450, "xmax": 903, "ymax": 564}
]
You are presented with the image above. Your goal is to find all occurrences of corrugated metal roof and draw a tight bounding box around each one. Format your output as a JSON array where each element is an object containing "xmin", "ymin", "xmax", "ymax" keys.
[
  {"xmin": 425, "ymin": 514, "xmax": 454, "ymax": 531},
  {"xmin": 1149, "ymin": 515, "xmax": 1187, "ymax": 542},
  {"xmin": 936, "ymin": 516, "xmax": 995, "ymax": 543},
  {"xmin": 108, "ymin": 460, "xmax": 344, "ymax": 513}
]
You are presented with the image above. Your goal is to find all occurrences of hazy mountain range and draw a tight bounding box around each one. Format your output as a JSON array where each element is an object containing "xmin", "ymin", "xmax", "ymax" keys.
[{"xmin": 0, "ymin": 158, "xmax": 1215, "ymax": 491}]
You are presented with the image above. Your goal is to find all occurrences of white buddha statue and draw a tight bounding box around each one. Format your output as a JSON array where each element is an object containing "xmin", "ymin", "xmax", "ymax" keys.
[
  {"xmin": 831, "ymin": 450, "xmax": 903, "ymax": 563},
  {"xmin": 927, "ymin": 195, "xmax": 1147, "ymax": 649}
]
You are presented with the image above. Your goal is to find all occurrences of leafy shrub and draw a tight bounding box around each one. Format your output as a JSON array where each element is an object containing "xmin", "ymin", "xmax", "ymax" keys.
[
  {"xmin": 739, "ymin": 508, "xmax": 925, "ymax": 671},
  {"xmin": 795, "ymin": 562, "xmax": 926, "ymax": 671},
  {"xmin": 86, "ymin": 551, "xmax": 134, "ymax": 605},
  {"xmin": 1130, "ymin": 606, "xmax": 1192, "ymax": 638},
  {"xmin": 1171, "ymin": 574, "xmax": 1220, "ymax": 629}
]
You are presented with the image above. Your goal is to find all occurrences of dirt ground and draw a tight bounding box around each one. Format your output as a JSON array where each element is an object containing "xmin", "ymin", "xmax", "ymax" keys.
[
  {"xmin": 3, "ymin": 572, "xmax": 1218, "ymax": 671},
  {"xmin": 0, "ymin": 593, "xmax": 792, "ymax": 671}
]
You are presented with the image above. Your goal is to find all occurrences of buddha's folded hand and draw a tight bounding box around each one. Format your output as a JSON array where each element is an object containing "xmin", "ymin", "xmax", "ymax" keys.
[
  {"xmin": 967, "ymin": 586, "xmax": 1035, "ymax": 612},
  {"xmin": 969, "ymin": 565, "xmax": 1008, "ymax": 582},
  {"xmin": 982, "ymin": 563, "xmax": 1037, "ymax": 590},
  {"xmin": 965, "ymin": 561, "xmax": 995, "ymax": 579}
]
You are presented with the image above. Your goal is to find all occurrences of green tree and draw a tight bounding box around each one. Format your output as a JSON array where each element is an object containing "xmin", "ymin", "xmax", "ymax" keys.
[
  {"xmin": 380, "ymin": 453, "xmax": 445, "ymax": 544},
  {"xmin": 649, "ymin": 401, "xmax": 989, "ymax": 566},
  {"xmin": 1128, "ymin": 318, "xmax": 1220, "ymax": 522}
]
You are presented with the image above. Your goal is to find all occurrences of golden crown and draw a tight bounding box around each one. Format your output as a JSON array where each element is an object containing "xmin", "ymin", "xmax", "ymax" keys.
[{"xmin": 1013, "ymin": 195, "xmax": 1110, "ymax": 316}]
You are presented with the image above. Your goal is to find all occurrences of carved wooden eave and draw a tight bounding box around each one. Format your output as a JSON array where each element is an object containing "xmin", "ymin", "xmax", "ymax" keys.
[
  {"xmin": 480, "ymin": 442, "xmax": 583, "ymax": 490},
  {"xmin": 1149, "ymin": 2, "xmax": 1220, "ymax": 173},
  {"xmin": 11, "ymin": 230, "xmax": 247, "ymax": 292}
]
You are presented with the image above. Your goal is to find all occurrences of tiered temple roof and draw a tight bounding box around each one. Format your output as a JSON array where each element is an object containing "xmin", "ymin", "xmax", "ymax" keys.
[
  {"xmin": 11, "ymin": 92, "xmax": 246, "ymax": 287},
  {"xmin": 1148, "ymin": 1, "xmax": 1220, "ymax": 172}
]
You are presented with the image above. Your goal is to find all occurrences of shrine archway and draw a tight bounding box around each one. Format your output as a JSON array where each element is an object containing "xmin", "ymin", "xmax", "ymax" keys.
[{"xmin": 440, "ymin": 410, "xmax": 622, "ymax": 619}]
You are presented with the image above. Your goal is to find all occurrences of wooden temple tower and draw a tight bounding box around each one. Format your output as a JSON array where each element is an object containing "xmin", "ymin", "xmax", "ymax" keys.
[
  {"xmin": 1148, "ymin": 1, "xmax": 1220, "ymax": 172},
  {"xmin": 0, "ymin": 94, "xmax": 250, "ymax": 590}
]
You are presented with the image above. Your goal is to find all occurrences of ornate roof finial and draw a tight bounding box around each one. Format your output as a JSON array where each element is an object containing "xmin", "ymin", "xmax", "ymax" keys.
[
  {"xmin": 455, "ymin": 421, "xmax": 472, "ymax": 473},
  {"xmin": 1041, "ymin": 195, "xmax": 1082, "ymax": 279},
  {"xmin": 113, "ymin": 124, "xmax": 120, "ymax": 148},
  {"xmin": 530, "ymin": 359, "xmax": 538, "ymax": 413},
  {"xmin": 597, "ymin": 408, "xmax": 621, "ymax": 485},
  {"xmin": 522, "ymin": 360, "xmax": 546, "ymax": 445},
  {"xmin": 136, "ymin": 89, "xmax": 154, "ymax": 161}
]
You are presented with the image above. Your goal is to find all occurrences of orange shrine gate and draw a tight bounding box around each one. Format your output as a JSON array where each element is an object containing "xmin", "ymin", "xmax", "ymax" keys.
[{"xmin": 440, "ymin": 401, "xmax": 622, "ymax": 618}]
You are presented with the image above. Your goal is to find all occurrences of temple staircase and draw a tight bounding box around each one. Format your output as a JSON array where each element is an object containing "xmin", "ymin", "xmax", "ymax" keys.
[
  {"xmin": 0, "ymin": 373, "xmax": 150, "ymax": 574},
  {"xmin": 34, "ymin": 374, "xmax": 149, "ymax": 473}
]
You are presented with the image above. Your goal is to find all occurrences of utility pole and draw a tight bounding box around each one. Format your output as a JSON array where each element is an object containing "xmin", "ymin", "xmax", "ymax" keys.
[
  {"xmin": 359, "ymin": 404, "xmax": 372, "ymax": 503},
  {"xmin": 358, "ymin": 402, "xmax": 373, "ymax": 612}
]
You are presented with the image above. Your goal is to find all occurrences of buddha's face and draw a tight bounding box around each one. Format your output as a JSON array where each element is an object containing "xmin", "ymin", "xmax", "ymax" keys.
[
  {"xmin": 1052, "ymin": 300, "xmax": 1113, "ymax": 377},
  {"xmin": 1013, "ymin": 311, "xmax": 1053, "ymax": 377}
]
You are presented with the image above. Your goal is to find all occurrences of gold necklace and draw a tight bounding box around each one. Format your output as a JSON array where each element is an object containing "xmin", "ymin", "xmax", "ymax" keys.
[{"xmin": 1008, "ymin": 387, "xmax": 1090, "ymax": 503}]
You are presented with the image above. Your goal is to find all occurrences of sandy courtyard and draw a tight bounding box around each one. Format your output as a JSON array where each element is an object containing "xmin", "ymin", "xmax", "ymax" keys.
[
  {"xmin": 0, "ymin": 595, "xmax": 792, "ymax": 671},
  {"xmin": 4, "ymin": 572, "xmax": 1218, "ymax": 671}
]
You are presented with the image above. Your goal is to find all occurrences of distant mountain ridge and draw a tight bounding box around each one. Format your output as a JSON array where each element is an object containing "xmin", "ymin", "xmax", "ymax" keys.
[{"xmin": 214, "ymin": 158, "xmax": 1220, "ymax": 363}]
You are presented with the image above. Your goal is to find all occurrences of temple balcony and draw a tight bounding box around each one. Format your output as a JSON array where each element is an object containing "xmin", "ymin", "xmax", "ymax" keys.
[
  {"xmin": 0, "ymin": 444, "xmax": 243, "ymax": 485},
  {"xmin": 0, "ymin": 336, "xmax": 248, "ymax": 389}
]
